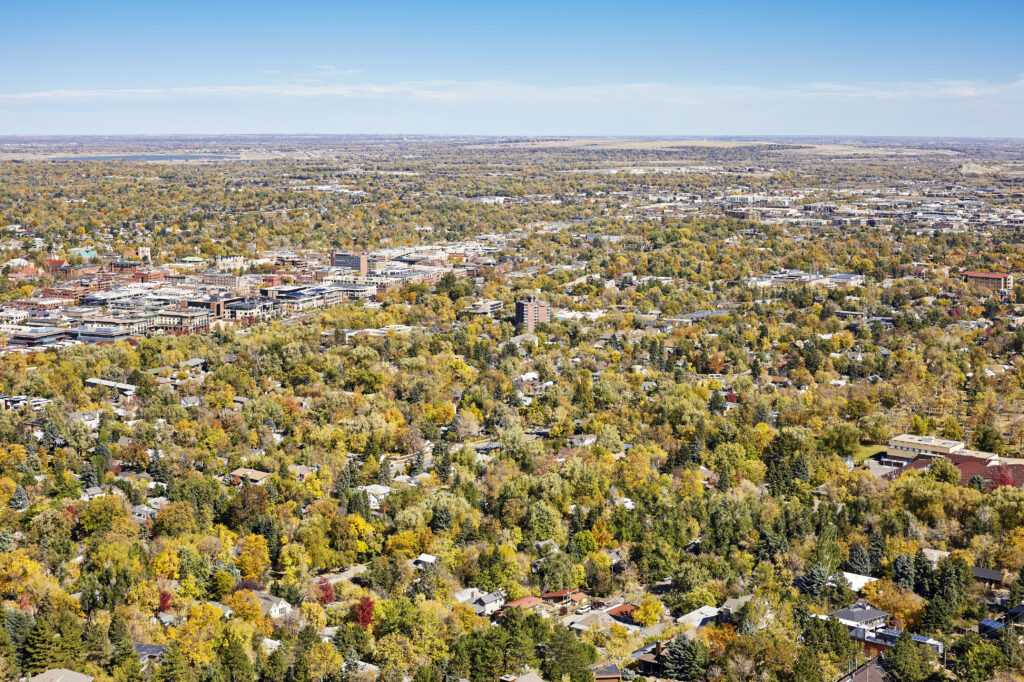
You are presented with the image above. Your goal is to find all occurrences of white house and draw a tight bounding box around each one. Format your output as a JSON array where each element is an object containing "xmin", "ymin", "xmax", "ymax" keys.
[{"xmin": 254, "ymin": 592, "xmax": 293, "ymax": 619}]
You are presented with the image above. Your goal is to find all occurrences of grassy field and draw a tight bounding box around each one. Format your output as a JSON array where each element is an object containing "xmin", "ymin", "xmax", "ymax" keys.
[{"xmin": 852, "ymin": 443, "xmax": 886, "ymax": 464}]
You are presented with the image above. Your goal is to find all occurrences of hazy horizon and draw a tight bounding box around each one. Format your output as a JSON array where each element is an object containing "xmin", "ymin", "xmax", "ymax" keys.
[{"xmin": 4, "ymin": 0, "xmax": 1024, "ymax": 137}]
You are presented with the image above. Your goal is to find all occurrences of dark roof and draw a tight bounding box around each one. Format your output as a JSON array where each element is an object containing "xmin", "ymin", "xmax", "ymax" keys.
[
  {"xmin": 972, "ymin": 566, "xmax": 1005, "ymax": 582},
  {"xmin": 833, "ymin": 603, "xmax": 888, "ymax": 623},
  {"xmin": 877, "ymin": 629, "xmax": 938, "ymax": 646},
  {"xmin": 588, "ymin": 662, "xmax": 622, "ymax": 677},
  {"xmin": 133, "ymin": 642, "xmax": 164, "ymax": 658},
  {"xmin": 837, "ymin": 659, "xmax": 886, "ymax": 682},
  {"xmin": 980, "ymin": 618, "xmax": 1004, "ymax": 631}
]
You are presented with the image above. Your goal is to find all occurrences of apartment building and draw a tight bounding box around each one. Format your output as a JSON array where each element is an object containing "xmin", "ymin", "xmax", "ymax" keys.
[
  {"xmin": 515, "ymin": 296, "xmax": 550, "ymax": 332},
  {"xmin": 962, "ymin": 271, "xmax": 1013, "ymax": 296}
]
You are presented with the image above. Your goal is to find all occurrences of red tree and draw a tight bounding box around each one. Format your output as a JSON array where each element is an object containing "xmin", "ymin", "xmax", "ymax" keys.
[
  {"xmin": 316, "ymin": 578, "xmax": 335, "ymax": 605},
  {"xmin": 993, "ymin": 464, "xmax": 1016, "ymax": 489},
  {"xmin": 159, "ymin": 590, "xmax": 173, "ymax": 613},
  {"xmin": 355, "ymin": 596, "xmax": 374, "ymax": 629}
]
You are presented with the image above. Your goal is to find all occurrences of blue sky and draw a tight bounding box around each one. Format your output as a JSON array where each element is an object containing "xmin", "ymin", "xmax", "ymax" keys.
[{"xmin": 2, "ymin": 0, "xmax": 1023, "ymax": 136}]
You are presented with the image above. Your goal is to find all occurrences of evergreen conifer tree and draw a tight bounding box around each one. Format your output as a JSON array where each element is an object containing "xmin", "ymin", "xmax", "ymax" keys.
[
  {"xmin": 21, "ymin": 618, "xmax": 57, "ymax": 676},
  {"xmin": 155, "ymin": 643, "xmax": 191, "ymax": 682},
  {"xmin": 893, "ymin": 554, "xmax": 916, "ymax": 591},
  {"xmin": 663, "ymin": 635, "xmax": 709, "ymax": 681},
  {"xmin": 846, "ymin": 544, "xmax": 871, "ymax": 575},
  {"xmin": 10, "ymin": 485, "xmax": 28, "ymax": 511}
]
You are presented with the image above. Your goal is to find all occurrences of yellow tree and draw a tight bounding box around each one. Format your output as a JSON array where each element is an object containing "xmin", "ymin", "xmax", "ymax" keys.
[
  {"xmin": 307, "ymin": 642, "xmax": 342, "ymax": 682},
  {"xmin": 633, "ymin": 594, "xmax": 663, "ymax": 627},
  {"xmin": 225, "ymin": 589, "xmax": 271, "ymax": 636},
  {"xmin": 236, "ymin": 535, "xmax": 270, "ymax": 582},
  {"xmin": 169, "ymin": 603, "xmax": 222, "ymax": 666}
]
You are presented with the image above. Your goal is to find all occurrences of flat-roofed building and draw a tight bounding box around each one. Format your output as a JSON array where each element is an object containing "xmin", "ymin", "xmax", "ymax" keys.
[
  {"xmin": 76, "ymin": 326, "xmax": 132, "ymax": 344},
  {"xmin": 884, "ymin": 434, "xmax": 964, "ymax": 465},
  {"xmin": 515, "ymin": 296, "xmax": 550, "ymax": 332},
  {"xmin": 84, "ymin": 377, "xmax": 137, "ymax": 396},
  {"xmin": 156, "ymin": 308, "xmax": 214, "ymax": 335},
  {"xmin": 225, "ymin": 298, "xmax": 277, "ymax": 322},
  {"xmin": 200, "ymin": 271, "xmax": 241, "ymax": 288},
  {"xmin": 330, "ymin": 250, "xmax": 369, "ymax": 275},
  {"xmin": 9, "ymin": 326, "xmax": 73, "ymax": 347},
  {"xmin": 82, "ymin": 314, "xmax": 155, "ymax": 336},
  {"xmin": 464, "ymin": 299, "xmax": 504, "ymax": 317}
]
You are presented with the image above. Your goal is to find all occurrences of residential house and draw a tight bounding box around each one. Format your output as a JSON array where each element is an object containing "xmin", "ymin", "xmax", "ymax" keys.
[
  {"xmin": 587, "ymin": 663, "xmax": 622, "ymax": 682},
  {"xmin": 356, "ymin": 483, "xmax": 392, "ymax": 512},
  {"xmin": 500, "ymin": 596, "xmax": 543, "ymax": 616},
  {"xmin": 254, "ymin": 592, "xmax": 293, "ymax": 619},
  {"xmin": 676, "ymin": 605, "xmax": 720, "ymax": 629},
  {"xmin": 980, "ymin": 618, "xmax": 1005, "ymax": 638},
  {"xmin": 831, "ymin": 604, "xmax": 889, "ymax": 631},
  {"xmin": 718, "ymin": 595, "xmax": 752, "ymax": 623},
  {"xmin": 542, "ymin": 589, "xmax": 588, "ymax": 607},
  {"xmin": 207, "ymin": 602, "xmax": 234, "ymax": 619},
  {"xmin": 470, "ymin": 589, "xmax": 506, "ymax": 617},
  {"xmin": 860, "ymin": 628, "xmax": 944, "ymax": 656},
  {"xmin": 131, "ymin": 503, "xmax": 158, "ymax": 524},
  {"xmin": 635, "ymin": 639, "xmax": 674, "ymax": 677},
  {"xmin": 225, "ymin": 468, "xmax": 271, "ymax": 486},
  {"xmin": 973, "ymin": 566, "xmax": 1006, "ymax": 589},
  {"xmin": 412, "ymin": 553, "xmax": 438, "ymax": 570},
  {"xmin": 605, "ymin": 603, "xmax": 638, "ymax": 625},
  {"xmin": 133, "ymin": 643, "xmax": 164, "ymax": 669},
  {"xmin": 840, "ymin": 572, "xmax": 879, "ymax": 593},
  {"xmin": 570, "ymin": 610, "xmax": 633, "ymax": 636},
  {"xmin": 568, "ymin": 433, "xmax": 597, "ymax": 448},
  {"xmin": 836, "ymin": 659, "xmax": 887, "ymax": 682},
  {"xmin": 30, "ymin": 671, "xmax": 95, "ymax": 682}
]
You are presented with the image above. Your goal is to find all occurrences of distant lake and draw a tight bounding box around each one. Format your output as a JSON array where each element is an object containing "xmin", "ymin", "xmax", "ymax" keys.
[{"xmin": 52, "ymin": 154, "xmax": 238, "ymax": 161}]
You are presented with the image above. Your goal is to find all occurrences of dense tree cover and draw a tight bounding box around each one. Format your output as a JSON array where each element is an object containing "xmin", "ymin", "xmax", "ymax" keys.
[{"xmin": 1, "ymin": 139, "xmax": 1024, "ymax": 680}]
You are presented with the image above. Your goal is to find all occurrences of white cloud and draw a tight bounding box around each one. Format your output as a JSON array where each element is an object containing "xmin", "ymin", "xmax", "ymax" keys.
[{"xmin": 2, "ymin": 77, "xmax": 1022, "ymax": 105}]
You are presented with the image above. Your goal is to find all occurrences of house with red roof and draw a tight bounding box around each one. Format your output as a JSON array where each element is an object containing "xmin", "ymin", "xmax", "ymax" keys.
[
  {"xmin": 605, "ymin": 603, "xmax": 637, "ymax": 625},
  {"xmin": 499, "ymin": 595, "xmax": 543, "ymax": 616},
  {"xmin": 541, "ymin": 589, "xmax": 588, "ymax": 606}
]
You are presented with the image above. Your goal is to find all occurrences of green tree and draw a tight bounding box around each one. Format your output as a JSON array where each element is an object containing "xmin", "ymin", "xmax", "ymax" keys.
[
  {"xmin": 434, "ymin": 441, "xmax": 452, "ymax": 484},
  {"xmin": 430, "ymin": 506, "xmax": 452, "ymax": 533},
  {"xmin": 953, "ymin": 632, "xmax": 1004, "ymax": 682},
  {"xmin": 218, "ymin": 634, "xmax": 255, "ymax": 682},
  {"xmin": 0, "ymin": 623, "xmax": 18, "ymax": 680},
  {"xmin": 107, "ymin": 614, "xmax": 134, "ymax": 667},
  {"xmin": 83, "ymin": 618, "xmax": 110, "ymax": 666},
  {"xmin": 803, "ymin": 563, "xmax": 830, "ymax": 598},
  {"xmin": 9, "ymin": 485, "xmax": 28, "ymax": 511},
  {"xmin": 974, "ymin": 424, "xmax": 1005, "ymax": 454},
  {"xmin": 922, "ymin": 596, "xmax": 954, "ymax": 635},
  {"xmin": 913, "ymin": 550, "xmax": 933, "ymax": 596},
  {"xmin": 262, "ymin": 649, "xmax": 288, "ymax": 682},
  {"xmin": 21, "ymin": 618, "xmax": 57, "ymax": 676},
  {"xmin": 884, "ymin": 630, "xmax": 927, "ymax": 682},
  {"xmin": 813, "ymin": 524, "xmax": 843, "ymax": 573},
  {"xmin": 663, "ymin": 635, "xmax": 709, "ymax": 681},
  {"xmin": 155, "ymin": 643, "xmax": 192, "ymax": 682},
  {"xmin": 541, "ymin": 625, "xmax": 596, "ymax": 682},
  {"xmin": 893, "ymin": 554, "xmax": 916, "ymax": 591},
  {"xmin": 927, "ymin": 457, "xmax": 961, "ymax": 485},
  {"xmin": 377, "ymin": 456, "xmax": 392, "ymax": 485},
  {"xmin": 846, "ymin": 544, "xmax": 872, "ymax": 575}
]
